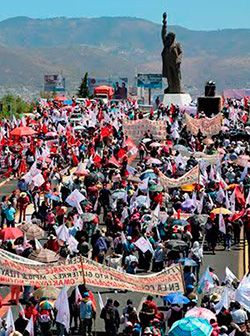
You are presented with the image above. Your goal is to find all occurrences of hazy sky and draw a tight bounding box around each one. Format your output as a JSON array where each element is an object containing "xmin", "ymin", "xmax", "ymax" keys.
[{"xmin": 0, "ymin": 0, "xmax": 249, "ymax": 31}]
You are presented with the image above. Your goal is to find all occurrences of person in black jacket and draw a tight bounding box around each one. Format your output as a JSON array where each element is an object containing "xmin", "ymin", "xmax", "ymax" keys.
[{"xmin": 100, "ymin": 299, "xmax": 120, "ymax": 336}]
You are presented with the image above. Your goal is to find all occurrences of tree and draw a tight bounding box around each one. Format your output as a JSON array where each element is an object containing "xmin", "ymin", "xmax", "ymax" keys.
[
  {"xmin": 78, "ymin": 72, "xmax": 89, "ymax": 98},
  {"xmin": 0, "ymin": 94, "xmax": 33, "ymax": 119}
]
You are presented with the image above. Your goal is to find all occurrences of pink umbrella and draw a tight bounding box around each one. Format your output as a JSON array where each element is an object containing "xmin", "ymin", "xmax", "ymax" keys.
[
  {"xmin": 37, "ymin": 157, "xmax": 52, "ymax": 164},
  {"xmin": 185, "ymin": 307, "xmax": 216, "ymax": 321},
  {"xmin": 45, "ymin": 132, "xmax": 58, "ymax": 137}
]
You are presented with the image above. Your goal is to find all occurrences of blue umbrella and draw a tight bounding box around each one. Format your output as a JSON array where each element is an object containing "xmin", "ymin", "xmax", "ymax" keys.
[
  {"xmin": 163, "ymin": 292, "xmax": 190, "ymax": 305},
  {"xmin": 45, "ymin": 193, "xmax": 60, "ymax": 201},
  {"xmin": 178, "ymin": 258, "xmax": 197, "ymax": 266},
  {"xmin": 64, "ymin": 99, "xmax": 73, "ymax": 105},
  {"xmin": 169, "ymin": 317, "xmax": 213, "ymax": 336},
  {"xmin": 172, "ymin": 219, "xmax": 189, "ymax": 227},
  {"xmin": 140, "ymin": 169, "xmax": 157, "ymax": 180}
]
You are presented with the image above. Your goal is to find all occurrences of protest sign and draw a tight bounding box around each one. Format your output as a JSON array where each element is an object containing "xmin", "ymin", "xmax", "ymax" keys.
[
  {"xmin": 124, "ymin": 119, "xmax": 166, "ymax": 144},
  {"xmin": 185, "ymin": 113, "xmax": 222, "ymax": 136},
  {"xmin": 134, "ymin": 237, "xmax": 152, "ymax": 253},
  {"xmin": 159, "ymin": 165, "xmax": 199, "ymax": 189},
  {"xmin": 66, "ymin": 189, "xmax": 86, "ymax": 214},
  {"xmin": 0, "ymin": 249, "xmax": 184, "ymax": 296}
]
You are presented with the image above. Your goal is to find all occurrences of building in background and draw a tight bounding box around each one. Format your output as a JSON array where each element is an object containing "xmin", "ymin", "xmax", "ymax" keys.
[{"xmin": 44, "ymin": 74, "xmax": 66, "ymax": 93}]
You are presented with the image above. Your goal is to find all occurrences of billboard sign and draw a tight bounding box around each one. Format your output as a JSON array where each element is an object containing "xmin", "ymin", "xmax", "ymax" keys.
[
  {"xmin": 137, "ymin": 74, "xmax": 162, "ymax": 89},
  {"xmin": 88, "ymin": 77, "xmax": 128, "ymax": 99},
  {"xmin": 44, "ymin": 74, "xmax": 65, "ymax": 92}
]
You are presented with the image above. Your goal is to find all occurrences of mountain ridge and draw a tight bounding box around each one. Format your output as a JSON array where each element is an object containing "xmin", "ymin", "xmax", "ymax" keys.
[{"xmin": 0, "ymin": 16, "xmax": 250, "ymax": 97}]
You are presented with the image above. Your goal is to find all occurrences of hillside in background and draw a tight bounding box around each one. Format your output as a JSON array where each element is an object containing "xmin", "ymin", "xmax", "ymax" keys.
[{"xmin": 0, "ymin": 16, "xmax": 250, "ymax": 97}]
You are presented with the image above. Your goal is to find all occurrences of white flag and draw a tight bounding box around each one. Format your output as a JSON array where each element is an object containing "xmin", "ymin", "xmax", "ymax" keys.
[
  {"xmin": 138, "ymin": 177, "xmax": 149, "ymax": 191},
  {"xmin": 75, "ymin": 286, "xmax": 82, "ymax": 304},
  {"xmin": 56, "ymin": 224, "xmax": 70, "ymax": 242},
  {"xmin": 219, "ymin": 213, "xmax": 226, "ymax": 234},
  {"xmin": 66, "ymin": 189, "xmax": 85, "ymax": 214},
  {"xmin": 225, "ymin": 191, "xmax": 230, "ymax": 209},
  {"xmin": 230, "ymin": 190, "xmax": 235, "ymax": 213},
  {"xmin": 209, "ymin": 166, "xmax": 215, "ymax": 180},
  {"xmin": 18, "ymin": 303, "xmax": 26, "ymax": 319},
  {"xmin": 152, "ymin": 204, "xmax": 160, "ymax": 219},
  {"xmin": 145, "ymin": 191, "xmax": 151, "ymax": 209},
  {"xmin": 25, "ymin": 317, "xmax": 34, "ymax": 336},
  {"xmin": 32, "ymin": 173, "xmax": 45, "ymax": 187},
  {"xmin": 6, "ymin": 308, "xmax": 15, "ymax": 334},
  {"xmin": 121, "ymin": 231, "xmax": 127, "ymax": 244},
  {"xmin": 216, "ymin": 188, "xmax": 225, "ymax": 204},
  {"xmin": 225, "ymin": 267, "xmax": 238, "ymax": 284},
  {"xmin": 127, "ymin": 165, "xmax": 136, "ymax": 175},
  {"xmin": 246, "ymin": 190, "xmax": 250, "ymax": 206},
  {"xmin": 98, "ymin": 291, "xmax": 104, "ymax": 310},
  {"xmin": 134, "ymin": 237, "xmax": 152, "ymax": 253},
  {"xmin": 214, "ymin": 287, "xmax": 230, "ymax": 313},
  {"xmin": 55, "ymin": 287, "xmax": 70, "ymax": 332},
  {"xmin": 240, "ymin": 166, "xmax": 248, "ymax": 181},
  {"xmin": 235, "ymin": 275, "xmax": 250, "ymax": 312},
  {"xmin": 35, "ymin": 238, "xmax": 43, "ymax": 250},
  {"xmin": 68, "ymin": 235, "xmax": 79, "ymax": 253}
]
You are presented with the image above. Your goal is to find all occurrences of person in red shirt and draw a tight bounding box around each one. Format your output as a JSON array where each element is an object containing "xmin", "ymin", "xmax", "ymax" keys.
[
  {"xmin": 24, "ymin": 301, "xmax": 39, "ymax": 323},
  {"xmin": 143, "ymin": 295, "xmax": 158, "ymax": 315},
  {"xmin": 210, "ymin": 319, "xmax": 220, "ymax": 336},
  {"xmin": 17, "ymin": 192, "xmax": 30, "ymax": 223},
  {"xmin": 46, "ymin": 234, "xmax": 60, "ymax": 253}
]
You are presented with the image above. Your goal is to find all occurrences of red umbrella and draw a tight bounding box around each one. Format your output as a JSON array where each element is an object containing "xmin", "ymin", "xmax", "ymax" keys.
[
  {"xmin": 54, "ymin": 96, "xmax": 67, "ymax": 101},
  {"xmin": 0, "ymin": 227, "xmax": 23, "ymax": 241},
  {"xmin": 37, "ymin": 157, "xmax": 52, "ymax": 164},
  {"xmin": 10, "ymin": 126, "xmax": 37, "ymax": 137}
]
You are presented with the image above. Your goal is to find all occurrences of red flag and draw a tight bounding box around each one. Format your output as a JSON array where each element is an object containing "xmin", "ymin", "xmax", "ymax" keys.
[
  {"xmin": 18, "ymin": 159, "xmax": 27, "ymax": 175},
  {"xmin": 235, "ymin": 186, "xmax": 246, "ymax": 207},
  {"xmin": 242, "ymin": 113, "xmax": 248, "ymax": 124},
  {"xmin": 117, "ymin": 148, "xmax": 127, "ymax": 159},
  {"xmin": 230, "ymin": 210, "xmax": 245, "ymax": 222},
  {"xmin": 93, "ymin": 154, "xmax": 102, "ymax": 168},
  {"xmin": 72, "ymin": 153, "xmax": 79, "ymax": 166},
  {"xmin": 97, "ymin": 109, "xmax": 104, "ymax": 122},
  {"xmin": 154, "ymin": 192, "xmax": 163, "ymax": 206},
  {"xmin": 109, "ymin": 156, "xmax": 120, "ymax": 167},
  {"xmin": 244, "ymin": 96, "xmax": 249, "ymax": 109},
  {"xmin": 42, "ymin": 124, "xmax": 48, "ymax": 134},
  {"xmin": 101, "ymin": 127, "xmax": 112, "ymax": 139}
]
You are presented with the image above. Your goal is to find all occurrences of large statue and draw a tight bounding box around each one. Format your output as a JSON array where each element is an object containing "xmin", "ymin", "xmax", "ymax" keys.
[{"xmin": 161, "ymin": 12, "xmax": 183, "ymax": 94}]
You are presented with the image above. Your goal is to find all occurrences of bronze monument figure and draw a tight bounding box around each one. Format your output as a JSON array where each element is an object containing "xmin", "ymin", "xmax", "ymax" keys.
[{"xmin": 161, "ymin": 12, "xmax": 183, "ymax": 94}]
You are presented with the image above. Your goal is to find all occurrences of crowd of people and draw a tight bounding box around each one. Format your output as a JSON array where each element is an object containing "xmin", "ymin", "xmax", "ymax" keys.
[{"xmin": 0, "ymin": 95, "xmax": 249, "ymax": 335}]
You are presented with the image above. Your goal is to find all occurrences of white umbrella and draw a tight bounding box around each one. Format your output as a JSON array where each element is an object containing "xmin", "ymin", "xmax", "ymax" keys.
[
  {"xmin": 112, "ymin": 189, "xmax": 126, "ymax": 199},
  {"xmin": 142, "ymin": 138, "xmax": 152, "ymax": 143},
  {"xmin": 147, "ymin": 158, "xmax": 162, "ymax": 165},
  {"xmin": 136, "ymin": 195, "xmax": 147, "ymax": 206},
  {"xmin": 45, "ymin": 131, "xmax": 58, "ymax": 137},
  {"xmin": 150, "ymin": 142, "xmax": 162, "ymax": 147}
]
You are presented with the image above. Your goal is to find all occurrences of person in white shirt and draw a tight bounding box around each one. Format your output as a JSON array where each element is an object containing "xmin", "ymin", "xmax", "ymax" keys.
[{"xmin": 231, "ymin": 301, "xmax": 248, "ymax": 325}]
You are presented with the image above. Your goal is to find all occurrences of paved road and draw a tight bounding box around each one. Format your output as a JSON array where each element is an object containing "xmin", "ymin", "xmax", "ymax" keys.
[{"xmin": 0, "ymin": 178, "xmax": 246, "ymax": 335}]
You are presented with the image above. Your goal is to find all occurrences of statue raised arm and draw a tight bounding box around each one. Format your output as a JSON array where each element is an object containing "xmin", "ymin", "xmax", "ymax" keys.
[
  {"xmin": 162, "ymin": 12, "xmax": 167, "ymax": 44},
  {"xmin": 161, "ymin": 12, "xmax": 183, "ymax": 93}
]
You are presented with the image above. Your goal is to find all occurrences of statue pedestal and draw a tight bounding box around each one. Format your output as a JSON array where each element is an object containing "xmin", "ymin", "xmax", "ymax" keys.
[{"xmin": 163, "ymin": 93, "xmax": 192, "ymax": 107}]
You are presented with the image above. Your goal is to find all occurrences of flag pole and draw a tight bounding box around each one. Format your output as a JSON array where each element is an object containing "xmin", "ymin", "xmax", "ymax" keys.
[
  {"xmin": 197, "ymin": 161, "xmax": 201, "ymax": 187},
  {"xmin": 79, "ymin": 254, "xmax": 86, "ymax": 285},
  {"xmin": 178, "ymin": 262, "xmax": 185, "ymax": 294}
]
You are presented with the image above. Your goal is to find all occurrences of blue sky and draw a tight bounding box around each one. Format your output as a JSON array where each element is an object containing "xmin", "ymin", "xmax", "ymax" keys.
[{"xmin": 0, "ymin": 0, "xmax": 249, "ymax": 31}]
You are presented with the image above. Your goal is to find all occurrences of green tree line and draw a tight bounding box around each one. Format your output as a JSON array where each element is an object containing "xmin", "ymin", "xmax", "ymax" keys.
[{"xmin": 0, "ymin": 94, "xmax": 34, "ymax": 119}]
